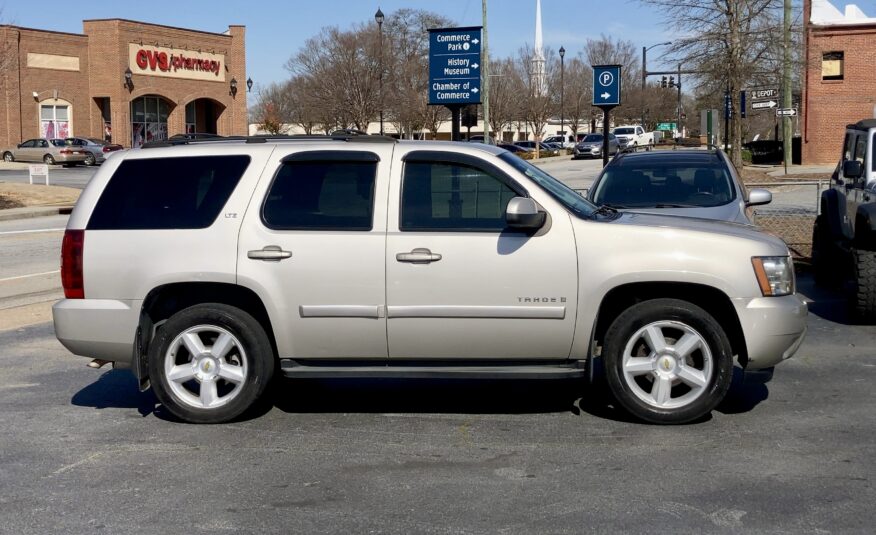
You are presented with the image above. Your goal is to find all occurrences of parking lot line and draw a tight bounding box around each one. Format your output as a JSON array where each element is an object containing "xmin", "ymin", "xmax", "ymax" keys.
[
  {"xmin": 0, "ymin": 228, "xmax": 66, "ymax": 236},
  {"xmin": 0, "ymin": 270, "xmax": 60, "ymax": 282}
]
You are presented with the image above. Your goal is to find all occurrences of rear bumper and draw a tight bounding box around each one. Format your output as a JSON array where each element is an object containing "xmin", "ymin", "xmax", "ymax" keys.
[
  {"xmin": 733, "ymin": 294, "xmax": 808, "ymax": 369},
  {"xmin": 53, "ymin": 299, "xmax": 142, "ymax": 363}
]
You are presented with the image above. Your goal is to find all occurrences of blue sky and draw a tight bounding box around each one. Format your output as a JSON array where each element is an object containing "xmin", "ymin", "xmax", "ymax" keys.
[{"xmin": 4, "ymin": 0, "xmax": 875, "ymax": 105}]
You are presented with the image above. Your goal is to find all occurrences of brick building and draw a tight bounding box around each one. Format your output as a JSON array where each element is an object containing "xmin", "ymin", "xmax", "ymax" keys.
[
  {"xmin": 803, "ymin": 0, "xmax": 876, "ymax": 164},
  {"xmin": 0, "ymin": 19, "xmax": 247, "ymax": 150}
]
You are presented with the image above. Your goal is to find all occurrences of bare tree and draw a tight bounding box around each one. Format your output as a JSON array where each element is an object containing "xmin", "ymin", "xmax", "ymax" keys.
[
  {"xmin": 640, "ymin": 0, "xmax": 784, "ymax": 166},
  {"xmin": 517, "ymin": 45, "xmax": 558, "ymax": 157},
  {"xmin": 583, "ymin": 35, "xmax": 641, "ymax": 125},
  {"xmin": 250, "ymin": 82, "xmax": 294, "ymax": 135},
  {"xmin": 561, "ymin": 57, "xmax": 592, "ymax": 138},
  {"xmin": 487, "ymin": 58, "xmax": 522, "ymax": 142}
]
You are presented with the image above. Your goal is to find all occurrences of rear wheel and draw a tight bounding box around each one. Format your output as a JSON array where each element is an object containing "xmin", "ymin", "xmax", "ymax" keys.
[
  {"xmin": 603, "ymin": 299, "xmax": 733, "ymax": 424},
  {"xmin": 149, "ymin": 304, "xmax": 275, "ymax": 423},
  {"xmin": 2, "ymin": 152, "xmax": 12, "ymax": 162},
  {"xmin": 851, "ymin": 249, "xmax": 876, "ymax": 322},
  {"xmin": 43, "ymin": 154, "xmax": 55, "ymax": 165},
  {"xmin": 84, "ymin": 153, "xmax": 96, "ymax": 166}
]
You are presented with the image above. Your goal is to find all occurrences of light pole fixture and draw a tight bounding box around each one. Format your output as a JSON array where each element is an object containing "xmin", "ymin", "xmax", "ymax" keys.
[
  {"xmin": 375, "ymin": 7, "xmax": 385, "ymax": 136},
  {"xmin": 641, "ymin": 41, "xmax": 672, "ymax": 130},
  {"xmin": 229, "ymin": 77, "xmax": 238, "ymax": 97},
  {"xmin": 123, "ymin": 67, "xmax": 134, "ymax": 91},
  {"xmin": 246, "ymin": 77, "xmax": 254, "ymax": 93},
  {"xmin": 559, "ymin": 46, "xmax": 565, "ymax": 145}
]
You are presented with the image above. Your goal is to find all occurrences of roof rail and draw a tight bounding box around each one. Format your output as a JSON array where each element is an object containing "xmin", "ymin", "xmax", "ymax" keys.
[{"xmin": 140, "ymin": 134, "xmax": 398, "ymax": 149}]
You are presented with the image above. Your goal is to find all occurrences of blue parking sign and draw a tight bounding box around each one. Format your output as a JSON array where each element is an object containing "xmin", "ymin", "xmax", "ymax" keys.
[{"xmin": 592, "ymin": 65, "xmax": 621, "ymax": 107}]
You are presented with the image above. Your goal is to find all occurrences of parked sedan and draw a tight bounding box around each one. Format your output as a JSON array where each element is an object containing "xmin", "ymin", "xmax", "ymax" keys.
[
  {"xmin": 64, "ymin": 137, "xmax": 124, "ymax": 166},
  {"xmin": 514, "ymin": 140, "xmax": 560, "ymax": 156},
  {"xmin": 498, "ymin": 143, "xmax": 533, "ymax": 154},
  {"xmin": 587, "ymin": 148, "xmax": 772, "ymax": 224},
  {"xmin": 572, "ymin": 133, "xmax": 619, "ymax": 159},
  {"xmin": 2, "ymin": 138, "xmax": 88, "ymax": 165}
]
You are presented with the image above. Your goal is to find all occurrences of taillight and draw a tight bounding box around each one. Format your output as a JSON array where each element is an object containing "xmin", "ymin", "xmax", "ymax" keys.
[
  {"xmin": 61, "ymin": 230, "xmax": 84, "ymax": 299},
  {"xmin": 102, "ymin": 146, "xmax": 111, "ymax": 153}
]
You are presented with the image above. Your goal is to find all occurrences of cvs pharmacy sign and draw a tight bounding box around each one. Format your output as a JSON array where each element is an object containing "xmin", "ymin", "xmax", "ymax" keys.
[{"xmin": 128, "ymin": 44, "xmax": 226, "ymax": 82}]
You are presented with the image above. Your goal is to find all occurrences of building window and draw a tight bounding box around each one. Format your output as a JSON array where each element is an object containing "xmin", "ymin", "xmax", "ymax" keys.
[
  {"xmin": 822, "ymin": 51, "xmax": 844, "ymax": 81},
  {"xmin": 185, "ymin": 102, "xmax": 196, "ymax": 134},
  {"xmin": 131, "ymin": 96, "xmax": 170, "ymax": 148},
  {"xmin": 40, "ymin": 103, "xmax": 70, "ymax": 138}
]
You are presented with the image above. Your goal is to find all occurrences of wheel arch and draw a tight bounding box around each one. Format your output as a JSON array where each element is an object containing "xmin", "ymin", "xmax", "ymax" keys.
[
  {"xmin": 591, "ymin": 281, "xmax": 748, "ymax": 366},
  {"xmin": 854, "ymin": 203, "xmax": 876, "ymax": 250},
  {"xmin": 135, "ymin": 282, "xmax": 278, "ymax": 387},
  {"xmin": 820, "ymin": 188, "xmax": 846, "ymax": 242}
]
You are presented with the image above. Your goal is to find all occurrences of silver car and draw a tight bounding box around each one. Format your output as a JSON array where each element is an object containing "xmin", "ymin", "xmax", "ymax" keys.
[
  {"xmin": 2, "ymin": 138, "xmax": 88, "ymax": 165},
  {"xmin": 573, "ymin": 133, "xmax": 619, "ymax": 159},
  {"xmin": 587, "ymin": 149, "xmax": 772, "ymax": 224}
]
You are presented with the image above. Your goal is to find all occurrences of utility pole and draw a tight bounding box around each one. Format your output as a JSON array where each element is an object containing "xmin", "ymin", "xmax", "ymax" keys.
[
  {"xmin": 482, "ymin": 0, "xmax": 490, "ymax": 144},
  {"xmin": 782, "ymin": 0, "xmax": 792, "ymax": 173},
  {"xmin": 677, "ymin": 64, "xmax": 682, "ymax": 140}
]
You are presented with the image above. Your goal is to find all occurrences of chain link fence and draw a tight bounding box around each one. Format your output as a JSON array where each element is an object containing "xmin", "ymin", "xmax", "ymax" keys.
[{"xmin": 748, "ymin": 181, "xmax": 828, "ymax": 260}]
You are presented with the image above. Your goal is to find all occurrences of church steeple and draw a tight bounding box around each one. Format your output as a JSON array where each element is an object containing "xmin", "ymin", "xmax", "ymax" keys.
[{"xmin": 532, "ymin": 0, "xmax": 547, "ymax": 96}]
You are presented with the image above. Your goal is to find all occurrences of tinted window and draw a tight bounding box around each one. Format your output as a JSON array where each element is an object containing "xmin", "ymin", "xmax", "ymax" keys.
[
  {"xmin": 615, "ymin": 128, "xmax": 635, "ymax": 135},
  {"xmin": 582, "ymin": 135, "xmax": 602, "ymax": 142},
  {"xmin": 50, "ymin": 139, "xmax": 66, "ymax": 147},
  {"xmin": 88, "ymin": 155, "xmax": 250, "ymax": 230},
  {"xmin": 401, "ymin": 161, "xmax": 518, "ymax": 231},
  {"xmin": 262, "ymin": 160, "xmax": 376, "ymax": 230},
  {"xmin": 20, "ymin": 140, "xmax": 36, "ymax": 148}
]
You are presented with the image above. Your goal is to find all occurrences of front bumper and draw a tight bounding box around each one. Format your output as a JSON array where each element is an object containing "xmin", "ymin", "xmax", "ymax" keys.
[
  {"xmin": 53, "ymin": 299, "xmax": 142, "ymax": 363},
  {"xmin": 733, "ymin": 294, "xmax": 808, "ymax": 369}
]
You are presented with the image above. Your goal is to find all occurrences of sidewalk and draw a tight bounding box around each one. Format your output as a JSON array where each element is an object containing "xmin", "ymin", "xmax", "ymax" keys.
[{"xmin": 746, "ymin": 163, "xmax": 836, "ymax": 178}]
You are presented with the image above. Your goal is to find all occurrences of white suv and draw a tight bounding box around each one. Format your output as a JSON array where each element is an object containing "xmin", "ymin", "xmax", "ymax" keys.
[{"xmin": 54, "ymin": 135, "xmax": 807, "ymax": 424}]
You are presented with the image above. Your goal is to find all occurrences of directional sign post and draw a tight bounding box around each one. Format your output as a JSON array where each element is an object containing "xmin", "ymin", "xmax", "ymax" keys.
[
  {"xmin": 776, "ymin": 108, "xmax": 797, "ymax": 117},
  {"xmin": 428, "ymin": 26, "xmax": 482, "ymax": 141},
  {"xmin": 752, "ymin": 100, "xmax": 778, "ymax": 111},
  {"xmin": 592, "ymin": 65, "xmax": 622, "ymax": 167}
]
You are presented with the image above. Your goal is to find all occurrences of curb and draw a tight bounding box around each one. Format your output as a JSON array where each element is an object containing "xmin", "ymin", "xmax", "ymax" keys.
[{"xmin": 0, "ymin": 205, "xmax": 74, "ymax": 222}]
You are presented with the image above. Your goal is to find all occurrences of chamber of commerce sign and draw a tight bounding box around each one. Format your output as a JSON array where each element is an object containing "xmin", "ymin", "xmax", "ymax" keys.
[{"xmin": 128, "ymin": 44, "xmax": 226, "ymax": 82}]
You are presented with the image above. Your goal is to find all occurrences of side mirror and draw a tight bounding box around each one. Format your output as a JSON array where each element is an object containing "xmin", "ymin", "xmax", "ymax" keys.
[
  {"xmin": 746, "ymin": 188, "xmax": 772, "ymax": 207},
  {"xmin": 505, "ymin": 197, "xmax": 545, "ymax": 230},
  {"xmin": 843, "ymin": 160, "xmax": 864, "ymax": 180}
]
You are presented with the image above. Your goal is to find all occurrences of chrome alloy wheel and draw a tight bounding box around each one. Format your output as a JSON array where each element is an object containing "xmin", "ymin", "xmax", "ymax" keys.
[
  {"xmin": 621, "ymin": 320, "xmax": 713, "ymax": 410},
  {"xmin": 163, "ymin": 325, "xmax": 249, "ymax": 410}
]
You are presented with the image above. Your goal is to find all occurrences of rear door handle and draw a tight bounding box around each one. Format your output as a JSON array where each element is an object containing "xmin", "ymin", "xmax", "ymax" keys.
[
  {"xmin": 396, "ymin": 248, "xmax": 442, "ymax": 264},
  {"xmin": 248, "ymin": 246, "xmax": 292, "ymax": 262}
]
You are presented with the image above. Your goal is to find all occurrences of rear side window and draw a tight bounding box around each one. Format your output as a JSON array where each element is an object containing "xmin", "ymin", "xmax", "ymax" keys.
[
  {"xmin": 88, "ymin": 155, "xmax": 250, "ymax": 230},
  {"xmin": 262, "ymin": 160, "xmax": 377, "ymax": 230}
]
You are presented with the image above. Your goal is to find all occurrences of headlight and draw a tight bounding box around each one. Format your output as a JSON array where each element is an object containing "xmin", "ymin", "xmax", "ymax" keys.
[{"xmin": 751, "ymin": 256, "xmax": 794, "ymax": 296}]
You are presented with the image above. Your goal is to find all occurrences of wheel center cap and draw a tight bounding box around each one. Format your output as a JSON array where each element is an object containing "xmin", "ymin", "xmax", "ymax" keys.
[
  {"xmin": 658, "ymin": 356, "xmax": 677, "ymax": 373},
  {"xmin": 198, "ymin": 356, "xmax": 218, "ymax": 378}
]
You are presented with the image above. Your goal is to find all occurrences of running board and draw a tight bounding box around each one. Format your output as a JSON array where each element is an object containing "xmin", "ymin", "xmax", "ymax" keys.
[{"xmin": 280, "ymin": 360, "xmax": 587, "ymax": 380}]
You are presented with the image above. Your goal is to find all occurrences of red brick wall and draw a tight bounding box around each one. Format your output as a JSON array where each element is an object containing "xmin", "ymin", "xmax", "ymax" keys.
[
  {"xmin": 803, "ymin": 6, "xmax": 876, "ymax": 164},
  {"xmin": 1, "ymin": 19, "xmax": 247, "ymax": 149}
]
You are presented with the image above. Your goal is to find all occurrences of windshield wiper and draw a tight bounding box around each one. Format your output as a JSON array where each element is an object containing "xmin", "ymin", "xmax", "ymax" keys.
[{"xmin": 593, "ymin": 204, "xmax": 620, "ymax": 217}]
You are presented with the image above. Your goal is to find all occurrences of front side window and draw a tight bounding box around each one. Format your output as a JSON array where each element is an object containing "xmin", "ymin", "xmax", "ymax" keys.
[
  {"xmin": 20, "ymin": 140, "xmax": 36, "ymax": 148},
  {"xmin": 88, "ymin": 156, "xmax": 250, "ymax": 230},
  {"xmin": 401, "ymin": 161, "xmax": 519, "ymax": 231},
  {"xmin": 262, "ymin": 160, "xmax": 377, "ymax": 231}
]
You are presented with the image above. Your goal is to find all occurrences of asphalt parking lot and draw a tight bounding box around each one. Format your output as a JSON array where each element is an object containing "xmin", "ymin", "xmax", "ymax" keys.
[{"xmin": 0, "ymin": 274, "xmax": 874, "ymax": 534}]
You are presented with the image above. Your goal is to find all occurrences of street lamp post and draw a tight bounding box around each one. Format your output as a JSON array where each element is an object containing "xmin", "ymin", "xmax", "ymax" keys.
[
  {"xmin": 559, "ymin": 46, "xmax": 565, "ymax": 145},
  {"xmin": 375, "ymin": 8, "xmax": 385, "ymax": 136},
  {"xmin": 641, "ymin": 41, "xmax": 671, "ymax": 129}
]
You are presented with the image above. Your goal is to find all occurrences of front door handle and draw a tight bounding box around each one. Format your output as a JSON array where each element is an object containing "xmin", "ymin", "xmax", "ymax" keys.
[
  {"xmin": 248, "ymin": 246, "xmax": 292, "ymax": 262},
  {"xmin": 396, "ymin": 248, "xmax": 442, "ymax": 264}
]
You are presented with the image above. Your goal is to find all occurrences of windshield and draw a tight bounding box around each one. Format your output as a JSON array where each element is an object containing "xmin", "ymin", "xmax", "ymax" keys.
[
  {"xmin": 591, "ymin": 156, "xmax": 737, "ymax": 208},
  {"xmin": 582, "ymin": 134, "xmax": 602, "ymax": 142},
  {"xmin": 498, "ymin": 152, "xmax": 596, "ymax": 217},
  {"xmin": 614, "ymin": 128, "xmax": 635, "ymax": 135}
]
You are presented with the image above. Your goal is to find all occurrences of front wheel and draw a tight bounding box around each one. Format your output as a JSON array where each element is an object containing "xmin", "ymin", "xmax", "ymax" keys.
[
  {"xmin": 43, "ymin": 154, "xmax": 55, "ymax": 165},
  {"xmin": 149, "ymin": 304, "xmax": 275, "ymax": 423},
  {"xmin": 602, "ymin": 299, "xmax": 734, "ymax": 424},
  {"xmin": 2, "ymin": 152, "xmax": 13, "ymax": 162},
  {"xmin": 84, "ymin": 153, "xmax": 96, "ymax": 166}
]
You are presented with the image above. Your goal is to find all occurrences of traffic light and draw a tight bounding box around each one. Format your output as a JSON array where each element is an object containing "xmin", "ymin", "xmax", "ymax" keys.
[
  {"xmin": 669, "ymin": 76, "xmax": 675, "ymax": 88},
  {"xmin": 461, "ymin": 105, "xmax": 478, "ymax": 128},
  {"xmin": 661, "ymin": 76, "xmax": 667, "ymax": 88}
]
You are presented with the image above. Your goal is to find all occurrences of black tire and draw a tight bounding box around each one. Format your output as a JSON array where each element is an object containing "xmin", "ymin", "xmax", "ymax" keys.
[
  {"xmin": 43, "ymin": 154, "xmax": 55, "ymax": 165},
  {"xmin": 148, "ymin": 303, "xmax": 275, "ymax": 423},
  {"xmin": 84, "ymin": 153, "xmax": 96, "ymax": 166},
  {"xmin": 851, "ymin": 249, "xmax": 876, "ymax": 322},
  {"xmin": 602, "ymin": 298, "xmax": 734, "ymax": 424},
  {"xmin": 812, "ymin": 215, "xmax": 840, "ymax": 287},
  {"xmin": 2, "ymin": 152, "xmax": 13, "ymax": 163}
]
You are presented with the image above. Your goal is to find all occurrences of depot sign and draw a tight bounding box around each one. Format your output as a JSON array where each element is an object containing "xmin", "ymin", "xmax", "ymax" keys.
[{"xmin": 128, "ymin": 44, "xmax": 226, "ymax": 82}]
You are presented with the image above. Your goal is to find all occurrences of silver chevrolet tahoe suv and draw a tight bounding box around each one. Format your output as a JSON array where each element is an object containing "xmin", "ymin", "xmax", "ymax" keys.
[{"xmin": 53, "ymin": 135, "xmax": 807, "ymax": 424}]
